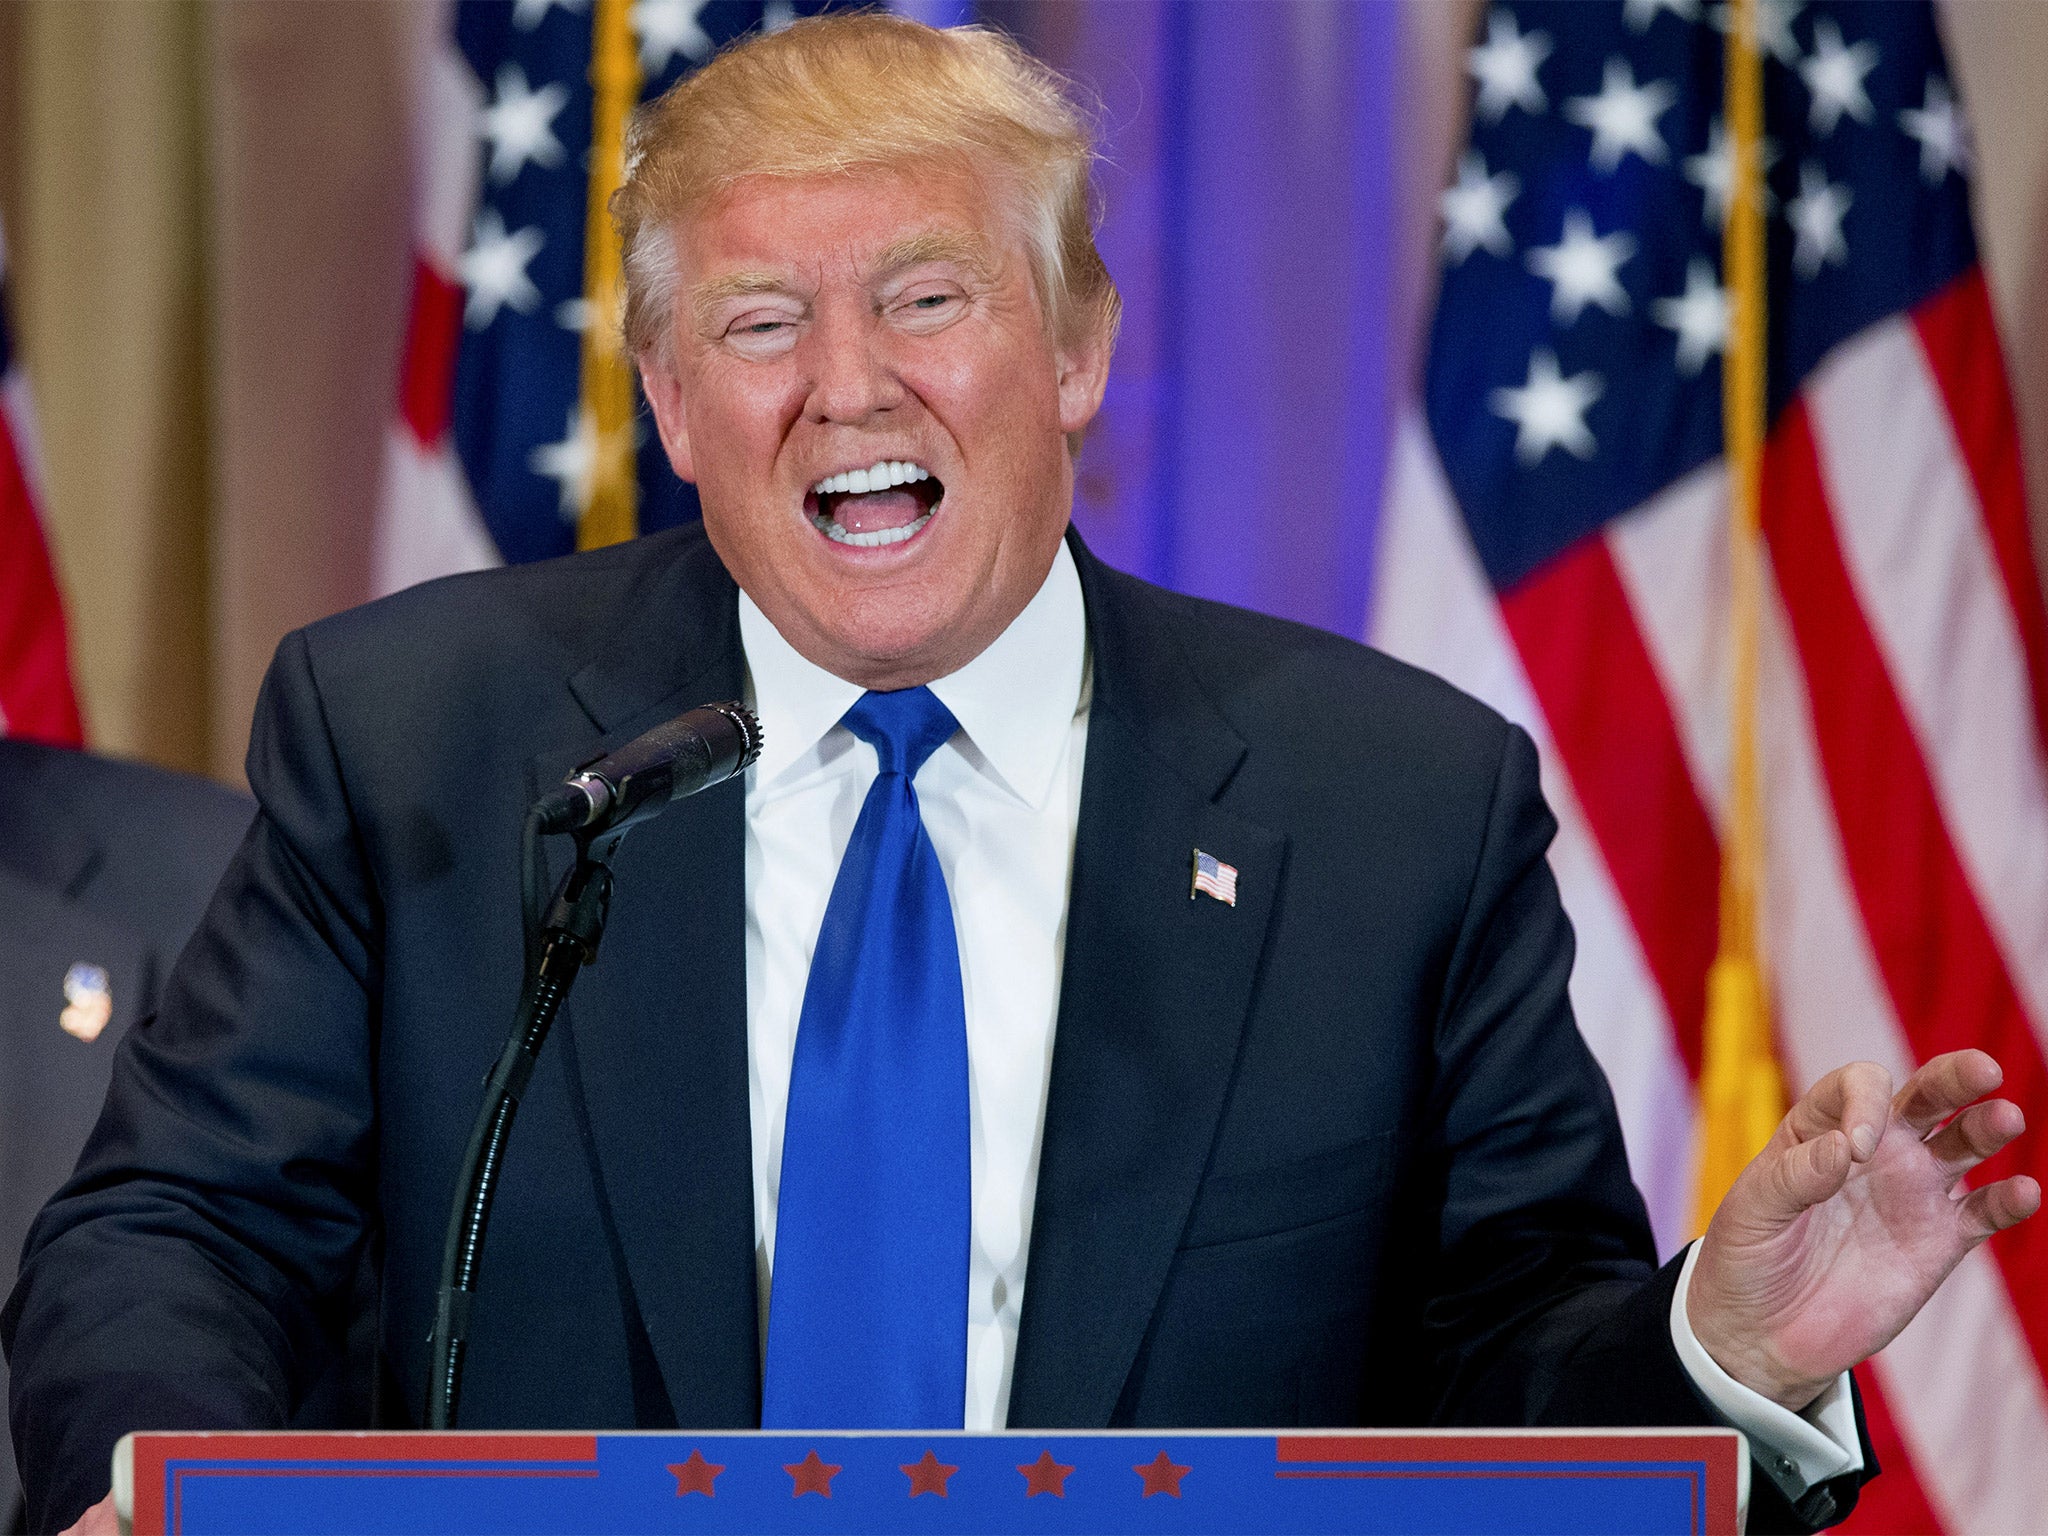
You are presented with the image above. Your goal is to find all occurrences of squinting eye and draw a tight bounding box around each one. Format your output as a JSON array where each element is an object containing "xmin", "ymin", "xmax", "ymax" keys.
[
  {"xmin": 894, "ymin": 291, "xmax": 960, "ymax": 317},
  {"xmin": 723, "ymin": 316, "xmax": 799, "ymax": 358}
]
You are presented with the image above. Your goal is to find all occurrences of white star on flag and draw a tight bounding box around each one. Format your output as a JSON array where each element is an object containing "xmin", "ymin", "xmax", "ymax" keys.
[
  {"xmin": 1710, "ymin": 0, "xmax": 1803, "ymax": 67},
  {"xmin": 1623, "ymin": 0, "xmax": 1699, "ymax": 33},
  {"xmin": 1900, "ymin": 76, "xmax": 1972, "ymax": 184},
  {"xmin": 1799, "ymin": 18, "xmax": 1880, "ymax": 136},
  {"xmin": 1652, "ymin": 257, "xmax": 1731, "ymax": 375},
  {"xmin": 512, "ymin": 0, "xmax": 591, "ymax": 30},
  {"xmin": 480, "ymin": 63, "xmax": 570, "ymax": 186},
  {"xmin": 529, "ymin": 406, "xmax": 639, "ymax": 518},
  {"xmin": 1467, "ymin": 10, "xmax": 1551, "ymax": 124},
  {"xmin": 631, "ymin": 0, "xmax": 713, "ymax": 73},
  {"xmin": 1525, "ymin": 209, "xmax": 1636, "ymax": 325},
  {"xmin": 1563, "ymin": 57, "xmax": 1678, "ymax": 173},
  {"xmin": 1491, "ymin": 349, "xmax": 1604, "ymax": 465},
  {"xmin": 460, "ymin": 208, "xmax": 546, "ymax": 329},
  {"xmin": 763, "ymin": 0, "xmax": 797, "ymax": 32},
  {"xmin": 1683, "ymin": 118, "xmax": 1779, "ymax": 229},
  {"xmin": 1441, "ymin": 151, "xmax": 1519, "ymax": 265},
  {"xmin": 1787, "ymin": 160, "xmax": 1853, "ymax": 279}
]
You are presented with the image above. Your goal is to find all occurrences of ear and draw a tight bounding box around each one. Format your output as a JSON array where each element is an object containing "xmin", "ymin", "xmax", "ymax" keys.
[
  {"xmin": 637, "ymin": 349, "xmax": 698, "ymax": 484},
  {"xmin": 1054, "ymin": 313, "xmax": 1113, "ymax": 437}
]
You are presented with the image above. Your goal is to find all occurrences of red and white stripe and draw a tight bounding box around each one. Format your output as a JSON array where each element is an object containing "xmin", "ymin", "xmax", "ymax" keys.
[
  {"xmin": 370, "ymin": 0, "xmax": 499, "ymax": 599},
  {"xmin": 1373, "ymin": 267, "xmax": 2048, "ymax": 1533},
  {"xmin": 0, "ymin": 216, "xmax": 85, "ymax": 746}
]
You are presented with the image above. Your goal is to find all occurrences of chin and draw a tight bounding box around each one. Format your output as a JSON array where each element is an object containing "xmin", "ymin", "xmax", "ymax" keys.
[
  {"xmin": 825, "ymin": 633, "xmax": 952, "ymax": 689},
  {"xmin": 811, "ymin": 604, "xmax": 967, "ymax": 689}
]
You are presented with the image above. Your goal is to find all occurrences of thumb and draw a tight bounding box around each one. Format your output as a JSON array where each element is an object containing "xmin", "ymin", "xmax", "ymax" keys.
[
  {"xmin": 61, "ymin": 1492, "xmax": 119, "ymax": 1536},
  {"xmin": 1760, "ymin": 1128, "xmax": 1852, "ymax": 1219}
]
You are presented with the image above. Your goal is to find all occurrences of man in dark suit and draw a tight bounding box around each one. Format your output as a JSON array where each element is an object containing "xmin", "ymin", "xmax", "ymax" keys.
[
  {"xmin": 0, "ymin": 738, "xmax": 253, "ymax": 1529},
  {"xmin": 7, "ymin": 14, "xmax": 2036, "ymax": 1534}
]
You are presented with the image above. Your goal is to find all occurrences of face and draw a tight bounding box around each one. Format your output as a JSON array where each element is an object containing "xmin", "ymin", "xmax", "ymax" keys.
[{"xmin": 637, "ymin": 162, "xmax": 1111, "ymax": 690}]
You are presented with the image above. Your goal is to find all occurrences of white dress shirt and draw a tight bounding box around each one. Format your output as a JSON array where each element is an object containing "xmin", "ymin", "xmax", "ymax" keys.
[
  {"xmin": 735, "ymin": 538, "xmax": 1862, "ymax": 1485},
  {"xmin": 740, "ymin": 540, "xmax": 1089, "ymax": 1431}
]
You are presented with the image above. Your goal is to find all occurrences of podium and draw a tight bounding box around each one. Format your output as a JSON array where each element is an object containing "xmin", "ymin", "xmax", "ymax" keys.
[{"xmin": 115, "ymin": 1427, "xmax": 1745, "ymax": 1533}]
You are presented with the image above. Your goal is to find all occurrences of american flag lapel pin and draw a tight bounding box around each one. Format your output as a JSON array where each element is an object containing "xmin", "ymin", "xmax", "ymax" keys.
[
  {"xmin": 59, "ymin": 962, "xmax": 113, "ymax": 1042},
  {"xmin": 1190, "ymin": 849, "xmax": 1238, "ymax": 907}
]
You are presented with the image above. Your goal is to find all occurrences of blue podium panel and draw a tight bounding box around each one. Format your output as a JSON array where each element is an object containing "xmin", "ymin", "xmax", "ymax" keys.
[{"xmin": 120, "ymin": 1428, "xmax": 1742, "ymax": 1535}]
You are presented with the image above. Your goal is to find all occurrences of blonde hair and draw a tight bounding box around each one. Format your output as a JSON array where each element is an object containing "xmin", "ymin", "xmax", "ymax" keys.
[{"xmin": 613, "ymin": 11, "xmax": 1120, "ymax": 362}]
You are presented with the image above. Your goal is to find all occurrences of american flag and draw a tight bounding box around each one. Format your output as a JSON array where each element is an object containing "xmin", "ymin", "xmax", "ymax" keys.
[
  {"xmin": 1375, "ymin": 2, "xmax": 2048, "ymax": 1531},
  {"xmin": 372, "ymin": 0, "xmax": 830, "ymax": 597},
  {"xmin": 1190, "ymin": 850, "xmax": 1238, "ymax": 907},
  {"xmin": 0, "ymin": 213, "xmax": 84, "ymax": 746}
]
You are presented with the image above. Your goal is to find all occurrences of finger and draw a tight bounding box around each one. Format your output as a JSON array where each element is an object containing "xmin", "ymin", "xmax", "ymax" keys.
[
  {"xmin": 1760, "ymin": 1127, "xmax": 1855, "ymax": 1217},
  {"xmin": 1895, "ymin": 1049, "xmax": 2004, "ymax": 1138},
  {"xmin": 1787, "ymin": 1062, "xmax": 1892, "ymax": 1161},
  {"xmin": 1957, "ymin": 1175, "xmax": 2043, "ymax": 1242},
  {"xmin": 1923, "ymin": 1099, "xmax": 2026, "ymax": 1186},
  {"xmin": 61, "ymin": 1492, "xmax": 118, "ymax": 1536}
]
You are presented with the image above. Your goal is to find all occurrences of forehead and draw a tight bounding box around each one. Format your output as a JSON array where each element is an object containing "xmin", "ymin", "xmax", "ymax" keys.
[{"xmin": 677, "ymin": 162, "xmax": 1021, "ymax": 287}]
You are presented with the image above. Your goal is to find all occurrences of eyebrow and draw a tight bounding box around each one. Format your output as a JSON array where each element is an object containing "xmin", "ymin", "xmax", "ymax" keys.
[
  {"xmin": 869, "ymin": 231, "xmax": 998, "ymax": 287},
  {"xmin": 687, "ymin": 230, "xmax": 1000, "ymax": 333},
  {"xmin": 689, "ymin": 271, "xmax": 792, "ymax": 334}
]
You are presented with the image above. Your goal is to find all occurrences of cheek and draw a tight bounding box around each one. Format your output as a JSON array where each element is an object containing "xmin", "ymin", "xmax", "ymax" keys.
[
  {"xmin": 684, "ymin": 363, "xmax": 800, "ymax": 483},
  {"xmin": 919, "ymin": 350, "xmax": 1065, "ymax": 473}
]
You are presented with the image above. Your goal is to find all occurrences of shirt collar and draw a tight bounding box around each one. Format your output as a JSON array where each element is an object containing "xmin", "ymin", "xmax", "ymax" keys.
[{"xmin": 739, "ymin": 539, "xmax": 1088, "ymax": 809}]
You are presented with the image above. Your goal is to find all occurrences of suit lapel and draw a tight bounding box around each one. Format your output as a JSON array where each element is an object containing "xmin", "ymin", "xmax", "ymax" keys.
[
  {"xmin": 523, "ymin": 531, "xmax": 761, "ymax": 1425},
  {"xmin": 1008, "ymin": 539, "xmax": 1288, "ymax": 1427}
]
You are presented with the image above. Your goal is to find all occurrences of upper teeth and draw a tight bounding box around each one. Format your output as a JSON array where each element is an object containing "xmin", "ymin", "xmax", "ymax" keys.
[{"xmin": 811, "ymin": 461, "xmax": 931, "ymax": 497}]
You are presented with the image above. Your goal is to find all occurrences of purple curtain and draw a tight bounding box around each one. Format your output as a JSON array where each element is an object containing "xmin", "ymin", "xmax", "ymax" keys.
[{"xmin": 995, "ymin": 1, "xmax": 1406, "ymax": 638}]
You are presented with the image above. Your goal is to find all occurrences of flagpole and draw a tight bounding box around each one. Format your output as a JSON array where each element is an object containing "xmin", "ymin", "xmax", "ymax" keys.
[
  {"xmin": 576, "ymin": 0, "xmax": 644, "ymax": 551},
  {"xmin": 1691, "ymin": 0, "xmax": 1787, "ymax": 1238}
]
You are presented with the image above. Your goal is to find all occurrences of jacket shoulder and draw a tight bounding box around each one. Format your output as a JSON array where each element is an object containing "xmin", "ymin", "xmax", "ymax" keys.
[
  {"xmin": 1088, "ymin": 559, "xmax": 1519, "ymax": 769},
  {"xmin": 0, "ymin": 739, "xmax": 254, "ymax": 942},
  {"xmin": 296, "ymin": 523, "xmax": 715, "ymax": 687}
]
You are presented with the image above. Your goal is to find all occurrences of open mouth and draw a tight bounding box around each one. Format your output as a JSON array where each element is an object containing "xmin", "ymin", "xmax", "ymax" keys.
[{"xmin": 806, "ymin": 459, "xmax": 945, "ymax": 549}]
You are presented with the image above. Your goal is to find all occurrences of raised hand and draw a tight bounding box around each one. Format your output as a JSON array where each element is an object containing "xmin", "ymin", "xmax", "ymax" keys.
[{"xmin": 1687, "ymin": 1049, "xmax": 2040, "ymax": 1411}]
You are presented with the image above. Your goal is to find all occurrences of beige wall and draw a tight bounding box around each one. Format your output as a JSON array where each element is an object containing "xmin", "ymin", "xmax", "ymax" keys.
[
  {"xmin": 10, "ymin": 0, "xmax": 211, "ymax": 773},
  {"xmin": 2, "ymin": 0, "xmax": 413, "ymax": 783},
  {"xmin": 4, "ymin": 0, "xmax": 2048, "ymax": 783},
  {"xmin": 204, "ymin": 2, "xmax": 413, "ymax": 778},
  {"xmin": 1946, "ymin": 0, "xmax": 2048, "ymax": 553}
]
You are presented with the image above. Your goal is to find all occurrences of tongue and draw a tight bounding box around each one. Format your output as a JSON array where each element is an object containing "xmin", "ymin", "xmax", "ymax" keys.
[{"xmin": 830, "ymin": 489, "xmax": 925, "ymax": 535}]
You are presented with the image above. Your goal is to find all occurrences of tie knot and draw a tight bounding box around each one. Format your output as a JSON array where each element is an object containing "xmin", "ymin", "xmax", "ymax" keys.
[{"xmin": 842, "ymin": 687, "xmax": 959, "ymax": 779}]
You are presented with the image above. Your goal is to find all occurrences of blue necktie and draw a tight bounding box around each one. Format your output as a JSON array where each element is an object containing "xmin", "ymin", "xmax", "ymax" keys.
[{"xmin": 763, "ymin": 686, "xmax": 969, "ymax": 1428}]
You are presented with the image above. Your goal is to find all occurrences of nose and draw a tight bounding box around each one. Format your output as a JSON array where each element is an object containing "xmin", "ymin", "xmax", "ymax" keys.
[{"xmin": 800, "ymin": 302, "xmax": 904, "ymax": 425}]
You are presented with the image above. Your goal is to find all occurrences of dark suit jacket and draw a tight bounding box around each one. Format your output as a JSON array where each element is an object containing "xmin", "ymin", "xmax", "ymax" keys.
[
  {"xmin": 4, "ymin": 526, "xmax": 1864, "ymax": 1531},
  {"xmin": 0, "ymin": 740, "xmax": 253, "ymax": 1529}
]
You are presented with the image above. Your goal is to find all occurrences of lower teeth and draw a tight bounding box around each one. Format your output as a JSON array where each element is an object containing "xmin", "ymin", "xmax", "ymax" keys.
[{"xmin": 815, "ymin": 512, "xmax": 932, "ymax": 548}]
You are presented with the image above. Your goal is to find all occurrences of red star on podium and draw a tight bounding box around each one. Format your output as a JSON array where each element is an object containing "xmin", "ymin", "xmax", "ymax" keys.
[
  {"xmin": 666, "ymin": 1448, "xmax": 724, "ymax": 1496},
  {"xmin": 784, "ymin": 1448, "xmax": 842, "ymax": 1497},
  {"xmin": 900, "ymin": 1448, "xmax": 959, "ymax": 1497},
  {"xmin": 1017, "ymin": 1448, "xmax": 1075, "ymax": 1497},
  {"xmin": 1134, "ymin": 1450, "xmax": 1190, "ymax": 1498}
]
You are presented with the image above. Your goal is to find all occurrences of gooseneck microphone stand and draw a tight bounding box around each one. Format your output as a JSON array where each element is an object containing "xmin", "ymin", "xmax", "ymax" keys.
[
  {"xmin": 423, "ymin": 701, "xmax": 761, "ymax": 1430},
  {"xmin": 424, "ymin": 809, "xmax": 617, "ymax": 1430}
]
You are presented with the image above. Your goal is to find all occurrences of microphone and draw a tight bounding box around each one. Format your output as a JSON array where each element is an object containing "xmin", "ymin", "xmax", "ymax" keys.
[
  {"xmin": 534, "ymin": 701, "xmax": 762, "ymax": 836},
  {"xmin": 430, "ymin": 699, "xmax": 763, "ymax": 1429}
]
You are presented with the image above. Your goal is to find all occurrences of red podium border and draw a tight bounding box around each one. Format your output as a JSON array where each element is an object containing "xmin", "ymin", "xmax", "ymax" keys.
[
  {"xmin": 127, "ymin": 1427, "xmax": 1739, "ymax": 1536},
  {"xmin": 1276, "ymin": 1433, "xmax": 1737, "ymax": 1535},
  {"xmin": 131, "ymin": 1435, "xmax": 599, "ymax": 1536}
]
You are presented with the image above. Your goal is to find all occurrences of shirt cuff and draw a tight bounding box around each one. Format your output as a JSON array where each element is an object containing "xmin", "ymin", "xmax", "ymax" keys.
[{"xmin": 1670, "ymin": 1239, "xmax": 1864, "ymax": 1502}]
